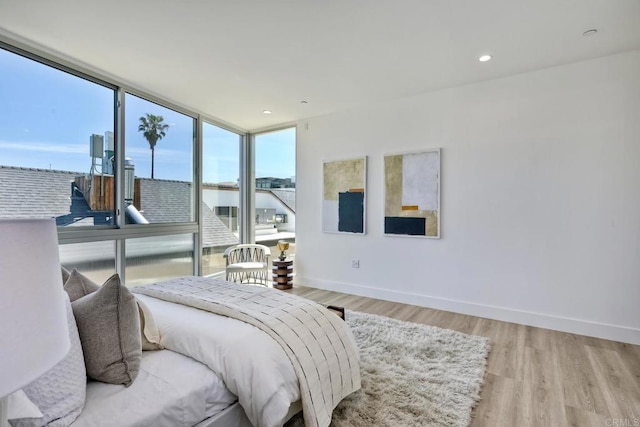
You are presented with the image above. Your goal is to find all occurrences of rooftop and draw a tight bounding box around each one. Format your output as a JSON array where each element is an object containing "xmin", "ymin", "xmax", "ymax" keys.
[{"xmin": 0, "ymin": 165, "xmax": 238, "ymax": 248}]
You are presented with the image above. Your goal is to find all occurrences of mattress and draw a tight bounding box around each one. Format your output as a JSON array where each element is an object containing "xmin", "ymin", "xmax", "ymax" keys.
[
  {"xmin": 135, "ymin": 293, "xmax": 301, "ymax": 427},
  {"xmin": 71, "ymin": 350, "xmax": 237, "ymax": 427}
]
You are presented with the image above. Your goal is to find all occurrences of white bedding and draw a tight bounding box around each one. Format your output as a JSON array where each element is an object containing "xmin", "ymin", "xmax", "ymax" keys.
[
  {"xmin": 136, "ymin": 294, "xmax": 301, "ymax": 427},
  {"xmin": 72, "ymin": 350, "xmax": 236, "ymax": 427}
]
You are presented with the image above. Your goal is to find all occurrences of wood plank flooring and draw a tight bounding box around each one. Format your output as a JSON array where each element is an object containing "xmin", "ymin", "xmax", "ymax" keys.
[{"xmin": 287, "ymin": 285, "xmax": 640, "ymax": 427}]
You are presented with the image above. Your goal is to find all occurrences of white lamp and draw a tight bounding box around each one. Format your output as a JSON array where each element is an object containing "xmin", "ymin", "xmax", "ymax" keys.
[{"xmin": 0, "ymin": 219, "xmax": 71, "ymax": 426}]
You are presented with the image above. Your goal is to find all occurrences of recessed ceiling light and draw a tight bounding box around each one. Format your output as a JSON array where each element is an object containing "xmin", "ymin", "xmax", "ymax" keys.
[
  {"xmin": 478, "ymin": 55, "xmax": 492, "ymax": 62},
  {"xmin": 582, "ymin": 29, "xmax": 598, "ymax": 37},
  {"xmin": 263, "ymin": 110, "xmax": 272, "ymax": 114}
]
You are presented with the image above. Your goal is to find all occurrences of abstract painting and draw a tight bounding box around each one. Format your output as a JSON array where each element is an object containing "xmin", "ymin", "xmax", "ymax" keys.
[
  {"xmin": 322, "ymin": 157, "xmax": 366, "ymax": 234},
  {"xmin": 384, "ymin": 149, "xmax": 440, "ymax": 238}
]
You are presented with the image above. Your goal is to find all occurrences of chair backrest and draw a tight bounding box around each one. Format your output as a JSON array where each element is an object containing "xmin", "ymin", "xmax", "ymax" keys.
[{"xmin": 224, "ymin": 244, "xmax": 271, "ymax": 265}]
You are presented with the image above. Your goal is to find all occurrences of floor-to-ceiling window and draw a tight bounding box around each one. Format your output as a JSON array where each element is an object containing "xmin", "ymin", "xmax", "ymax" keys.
[
  {"xmin": 253, "ymin": 127, "xmax": 296, "ymax": 260},
  {"xmin": 0, "ymin": 46, "xmax": 116, "ymax": 226},
  {"xmin": 0, "ymin": 44, "xmax": 120, "ymax": 281},
  {"xmin": 1, "ymin": 40, "xmax": 293, "ymax": 285},
  {"xmin": 121, "ymin": 93, "xmax": 197, "ymax": 285},
  {"xmin": 201, "ymin": 121, "xmax": 242, "ymax": 277},
  {"xmin": 0, "ymin": 42, "xmax": 203, "ymax": 285}
]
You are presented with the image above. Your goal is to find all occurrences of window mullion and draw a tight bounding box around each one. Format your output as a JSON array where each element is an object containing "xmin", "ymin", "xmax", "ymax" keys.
[
  {"xmin": 240, "ymin": 133, "xmax": 255, "ymax": 244},
  {"xmin": 195, "ymin": 116, "xmax": 203, "ymax": 276},
  {"xmin": 115, "ymin": 89, "xmax": 126, "ymax": 280}
]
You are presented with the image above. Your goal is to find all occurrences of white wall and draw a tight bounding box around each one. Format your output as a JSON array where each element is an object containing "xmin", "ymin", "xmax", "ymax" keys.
[
  {"xmin": 202, "ymin": 187, "xmax": 240, "ymax": 208},
  {"xmin": 256, "ymin": 191, "xmax": 296, "ymax": 232},
  {"xmin": 296, "ymin": 50, "xmax": 640, "ymax": 345}
]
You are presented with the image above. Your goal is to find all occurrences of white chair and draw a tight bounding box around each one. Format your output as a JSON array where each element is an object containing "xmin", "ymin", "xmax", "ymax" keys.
[{"xmin": 223, "ymin": 244, "xmax": 271, "ymax": 286}]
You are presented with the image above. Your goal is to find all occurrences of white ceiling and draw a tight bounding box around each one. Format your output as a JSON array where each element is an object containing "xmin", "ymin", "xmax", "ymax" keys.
[{"xmin": 1, "ymin": 0, "xmax": 639, "ymax": 131}]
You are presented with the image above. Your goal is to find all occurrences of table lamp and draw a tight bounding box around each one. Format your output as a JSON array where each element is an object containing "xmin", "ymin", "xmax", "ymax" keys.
[
  {"xmin": 0, "ymin": 219, "xmax": 71, "ymax": 426},
  {"xmin": 277, "ymin": 240, "xmax": 290, "ymax": 261}
]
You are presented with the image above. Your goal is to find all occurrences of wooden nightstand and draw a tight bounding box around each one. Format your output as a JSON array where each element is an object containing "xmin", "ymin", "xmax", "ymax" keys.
[{"xmin": 272, "ymin": 258, "xmax": 293, "ymax": 290}]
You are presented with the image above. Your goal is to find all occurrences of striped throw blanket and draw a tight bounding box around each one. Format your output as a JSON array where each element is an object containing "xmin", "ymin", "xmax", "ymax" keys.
[{"xmin": 132, "ymin": 277, "xmax": 361, "ymax": 427}]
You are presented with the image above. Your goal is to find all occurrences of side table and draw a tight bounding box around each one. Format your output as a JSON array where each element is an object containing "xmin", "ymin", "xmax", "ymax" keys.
[{"xmin": 272, "ymin": 258, "xmax": 293, "ymax": 290}]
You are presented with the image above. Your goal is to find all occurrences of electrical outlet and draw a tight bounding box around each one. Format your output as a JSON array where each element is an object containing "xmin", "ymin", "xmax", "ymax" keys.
[{"xmin": 352, "ymin": 259, "xmax": 360, "ymax": 268}]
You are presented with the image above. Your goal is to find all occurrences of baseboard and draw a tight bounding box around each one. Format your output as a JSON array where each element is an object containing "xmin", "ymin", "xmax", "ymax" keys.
[{"xmin": 298, "ymin": 277, "xmax": 640, "ymax": 345}]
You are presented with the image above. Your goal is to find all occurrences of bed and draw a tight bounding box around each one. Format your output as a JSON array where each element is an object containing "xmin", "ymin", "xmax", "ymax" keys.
[
  {"xmin": 70, "ymin": 297, "xmax": 306, "ymax": 427},
  {"xmin": 130, "ymin": 277, "xmax": 361, "ymax": 427},
  {"xmin": 73, "ymin": 350, "xmax": 239, "ymax": 427},
  {"xmin": 25, "ymin": 275, "xmax": 361, "ymax": 427}
]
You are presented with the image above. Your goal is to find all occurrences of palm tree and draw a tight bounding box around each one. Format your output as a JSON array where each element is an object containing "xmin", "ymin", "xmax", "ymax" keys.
[{"xmin": 138, "ymin": 113, "xmax": 169, "ymax": 179}]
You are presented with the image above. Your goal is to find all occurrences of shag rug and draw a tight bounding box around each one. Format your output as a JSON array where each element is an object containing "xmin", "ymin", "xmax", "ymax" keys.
[{"xmin": 285, "ymin": 310, "xmax": 490, "ymax": 427}]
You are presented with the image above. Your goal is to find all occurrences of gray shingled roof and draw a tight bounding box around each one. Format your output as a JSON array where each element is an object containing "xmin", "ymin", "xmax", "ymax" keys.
[
  {"xmin": 138, "ymin": 178, "xmax": 192, "ymax": 223},
  {"xmin": 202, "ymin": 203, "xmax": 239, "ymax": 247},
  {"xmin": 0, "ymin": 166, "xmax": 109, "ymax": 226},
  {"xmin": 0, "ymin": 166, "xmax": 239, "ymax": 247},
  {"xmin": 270, "ymin": 188, "xmax": 295, "ymax": 213},
  {"xmin": 137, "ymin": 178, "xmax": 238, "ymax": 247}
]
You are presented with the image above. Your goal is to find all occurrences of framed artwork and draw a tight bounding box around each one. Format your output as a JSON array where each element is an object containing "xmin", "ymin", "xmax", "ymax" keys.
[
  {"xmin": 322, "ymin": 156, "xmax": 367, "ymax": 234},
  {"xmin": 384, "ymin": 149, "xmax": 440, "ymax": 238}
]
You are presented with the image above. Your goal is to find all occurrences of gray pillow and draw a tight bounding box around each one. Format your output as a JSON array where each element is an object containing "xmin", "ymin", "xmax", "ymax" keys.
[
  {"xmin": 14, "ymin": 295, "xmax": 86, "ymax": 427},
  {"xmin": 71, "ymin": 274, "xmax": 141, "ymax": 387},
  {"xmin": 64, "ymin": 269, "xmax": 162, "ymax": 352},
  {"xmin": 63, "ymin": 269, "xmax": 100, "ymax": 302}
]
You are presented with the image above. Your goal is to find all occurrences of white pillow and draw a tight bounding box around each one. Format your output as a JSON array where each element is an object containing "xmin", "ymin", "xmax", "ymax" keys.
[
  {"xmin": 136, "ymin": 297, "xmax": 163, "ymax": 351},
  {"xmin": 7, "ymin": 390, "xmax": 43, "ymax": 421},
  {"xmin": 12, "ymin": 295, "xmax": 86, "ymax": 427}
]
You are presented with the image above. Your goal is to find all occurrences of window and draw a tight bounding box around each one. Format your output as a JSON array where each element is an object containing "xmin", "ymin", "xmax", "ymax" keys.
[
  {"xmin": 1, "ymin": 40, "xmax": 262, "ymax": 286},
  {"xmin": 201, "ymin": 122, "xmax": 241, "ymax": 277},
  {"xmin": 59, "ymin": 241, "xmax": 116, "ymax": 284},
  {"xmin": 125, "ymin": 234, "xmax": 195, "ymax": 286},
  {"xmin": 254, "ymin": 127, "xmax": 296, "ymax": 259},
  {"xmin": 124, "ymin": 94, "xmax": 195, "ymax": 224},
  {"xmin": 0, "ymin": 47, "xmax": 116, "ymax": 226}
]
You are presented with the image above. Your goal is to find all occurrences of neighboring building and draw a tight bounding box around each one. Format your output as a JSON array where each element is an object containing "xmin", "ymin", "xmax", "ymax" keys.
[
  {"xmin": 256, "ymin": 177, "xmax": 295, "ymax": 189},
  {"xmin": 0, "ymin": 166, "xmax": 110, "ymax": 227},
  {"xmin": 0, "ymin": 165, "xmax": 295, "ymax": 248},
  {"xmin": 270, "ymin": 188, "xmax": 296, "ymax": 213}
]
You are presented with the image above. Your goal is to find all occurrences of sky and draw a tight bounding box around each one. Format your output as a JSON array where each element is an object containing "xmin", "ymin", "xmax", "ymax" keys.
[{"xmin": 0, "ymin": 48, "xmax": 295, "ymax": 183}]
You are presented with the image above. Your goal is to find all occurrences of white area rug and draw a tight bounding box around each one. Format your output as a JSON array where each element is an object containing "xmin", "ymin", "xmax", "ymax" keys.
[{"xmin": 286, "ymin": 310, "xmax": 490, "ymax": 427}]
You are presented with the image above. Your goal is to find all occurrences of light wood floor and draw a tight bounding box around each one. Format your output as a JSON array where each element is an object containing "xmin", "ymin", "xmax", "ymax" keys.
[{"xmin": 287, "ymin": 285, "xmax": 640, "ymax": 427}]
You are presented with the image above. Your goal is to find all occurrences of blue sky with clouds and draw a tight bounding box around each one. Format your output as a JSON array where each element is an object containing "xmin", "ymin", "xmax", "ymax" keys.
[{"xmin": 0, "ymin": 47, "xmax": 295, "ymax": 183}]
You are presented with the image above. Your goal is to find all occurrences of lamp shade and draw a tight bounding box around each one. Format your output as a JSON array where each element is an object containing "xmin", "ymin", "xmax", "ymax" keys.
[{"xmin": 0, "ymin": 219, "xmax": 70, "ymax": 397}]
